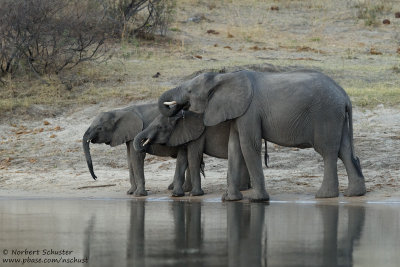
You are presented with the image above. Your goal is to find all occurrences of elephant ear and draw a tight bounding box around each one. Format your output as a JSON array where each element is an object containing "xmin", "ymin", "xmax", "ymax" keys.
[
  {"xmin": 110, "ymin": 110, "xmax": 143, "ymax": 147},
  {"xmin": 204, "ymin": 71, "xmax": 253, "ymax": 126},
  {"xmin": 167, "ymin": 111, "xmax": 205, "ymax": 146}
]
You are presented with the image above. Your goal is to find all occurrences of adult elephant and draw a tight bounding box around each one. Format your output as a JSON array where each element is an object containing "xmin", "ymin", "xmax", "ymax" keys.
[
  {"xmin": 82, "ymin": 103, "xmax": 189, "ymax": 196},
  {"xmin": 133, "ymin": 111, "xmax": 257, "ymax": 196},
  {"xmin": 159, "ymin": 69, "xmax": 366, "ymax": 201}
]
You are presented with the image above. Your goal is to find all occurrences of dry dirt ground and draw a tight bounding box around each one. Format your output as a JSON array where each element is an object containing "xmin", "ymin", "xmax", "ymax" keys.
[
  {"xmin": 1, "ymin": 0, "xmax": 400, "ymax": 201},
  {"xmin": 0, "ymin": 104, "xmax": 399, "ymax": 201}
]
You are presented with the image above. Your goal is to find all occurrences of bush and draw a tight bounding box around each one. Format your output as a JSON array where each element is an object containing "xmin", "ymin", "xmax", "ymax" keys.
[
  {"xmin": 0, "ymin": 0, "xmax": 175, "ymax": 77},
  {"xmin": 0, "ymin": 0, "xmax": 114, "ymax": 76},
  {"xmin": 105, "ymin": 0, "xmax": 176, "ymax": 39}
]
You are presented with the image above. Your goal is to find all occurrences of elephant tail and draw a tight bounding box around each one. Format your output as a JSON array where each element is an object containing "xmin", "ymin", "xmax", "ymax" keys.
[
  {"xmin": 264, "ymin": 140, "xmax": 269, "ymax": 168},
  {"xmin": 346, "ymin": 103, "xmax": 363, "ymax": 177},
  {"xmin": 200, "ymin": 158, "xmax": 205, "ymax": 178}
]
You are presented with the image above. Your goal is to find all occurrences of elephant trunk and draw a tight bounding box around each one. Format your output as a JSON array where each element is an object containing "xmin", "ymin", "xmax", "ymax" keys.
[
  {"xmin": 83, "ymin": 129, "xmax": 97, "ymax": 180},
  {"xmin": 158, "ymin": 87, "xmax": 185, "ymax": 117},
  {"xmin": 133, "ymin": 130, "xmax": 149, "ymax": 152}
]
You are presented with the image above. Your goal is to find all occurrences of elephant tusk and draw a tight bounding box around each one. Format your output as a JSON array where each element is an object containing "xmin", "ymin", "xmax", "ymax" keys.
[
  {"xmin": 163, "ymin": 101, "xmax": 177, "ymax": 106},
  {"xmin": 142, "ymin": 138, "xmax": 151, "ymax": 146}
]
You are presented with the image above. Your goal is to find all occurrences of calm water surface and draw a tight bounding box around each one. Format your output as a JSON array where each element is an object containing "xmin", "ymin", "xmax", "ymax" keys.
[{"xmin": 0, "ymin": 198, "xmax": 399, "ymax": 267}]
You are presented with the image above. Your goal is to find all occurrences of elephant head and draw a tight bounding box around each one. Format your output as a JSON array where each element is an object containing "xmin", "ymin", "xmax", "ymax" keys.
[
  {"xmin": 83, "ymin": 109, "xmax": 143, "ymax": 180},
  {"xmin": 133, "ymin": 111, "xmax": 205, "ymax": 152},
  {"xmin": 158, "ymin": 71, "xmax": 253, "ymax": 126}
]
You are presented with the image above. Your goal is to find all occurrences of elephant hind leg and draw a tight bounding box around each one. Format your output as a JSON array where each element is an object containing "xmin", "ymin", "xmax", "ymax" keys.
[
  {"xmin": 316, "ymin": 152, "xmax": 339, "ymax": 198},
  {"xmin": 313, "ymin": 114, "xmax": 345, "ymax": 198},
  {"xmin": 338, "ymin": 126, "xmax": 366, "ymax": 197}
]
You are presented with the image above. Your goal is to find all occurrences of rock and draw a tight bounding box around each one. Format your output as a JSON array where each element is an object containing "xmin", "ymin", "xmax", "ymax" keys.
[
  {"xmin": 186, "ymin": 14, "xmax": 206, "ymax": 23},
  {"xmin": 152, "ymin": 72, "xmax": 161, "ymax": 78},
  {"xmin": 207, "ymin": 29, "xmax": 219, "ymax": 35}
]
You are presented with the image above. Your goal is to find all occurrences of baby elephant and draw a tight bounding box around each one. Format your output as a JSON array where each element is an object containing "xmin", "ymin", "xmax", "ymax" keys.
[
  {"xmin": 133, "ymin": 111, "xmax": 256, "ymax": 197},
  {"xmin": 82, "ymin": 103, "xmax": 189, "ymax": 196}
]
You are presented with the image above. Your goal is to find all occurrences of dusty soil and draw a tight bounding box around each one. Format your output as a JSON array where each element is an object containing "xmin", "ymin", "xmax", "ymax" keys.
[
  {"xmin": 1, "ymin": 0, "xmax": 400, "ymax": 201},
  {"xmin": 0, "ymin": 103, "xmax": 399, "ymax": 201}
]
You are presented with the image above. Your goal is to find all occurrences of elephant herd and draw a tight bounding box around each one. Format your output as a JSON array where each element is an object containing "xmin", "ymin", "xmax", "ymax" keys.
[{"xmin": 83, "ymin": 69, "xmax": 366, "ymax": 201}]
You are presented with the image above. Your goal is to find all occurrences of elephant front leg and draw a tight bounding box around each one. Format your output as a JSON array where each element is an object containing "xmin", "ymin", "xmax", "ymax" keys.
[
  {"xmin": 126, "ymin": 142, "xmax": 137, "ymax": 195},
  {"xmin": 187, "ymin": 141, "xmax": 204, "ymax": 196},
  {"xmin": 238, "ymin": 150, "xmax": 251, "ymax": 191},
  {"xmin": 222, "ymin": 125, "xmax": 243, "ymax": 201},
  {"xmin": 237, "ymin": 120, "xmax": 269, "ymax": 202},
  {"xmin": 171, "ymin": 148, "xmax": 188, "ymax": 197},
  {"xmin": 169, "ymin": 169, "xmax": 192, "ymax": 192},
  {"xmin": 182, "ymin": 169, "xmax": 193, "ymax": 192},
  {"xmin": 127, "ymin": 164, "xmax": 137, "ymax": 195},
  {"xmin": 128, "ymin": 142, "xmax": 147, "ymax": 196}
]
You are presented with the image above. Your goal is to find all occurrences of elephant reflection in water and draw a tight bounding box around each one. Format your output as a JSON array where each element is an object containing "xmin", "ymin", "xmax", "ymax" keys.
[
  {"xmin": 227, "ymin": 202, "xmax": 267, "ymax": 267},
  {"xmin": 81, "ymin": 202, "xmax": 365, "ymax": 266},
  {"xmin": 126, "ymin": 201, "xmax": 145, "ymax": 267},
  {"xmin": 129, "ymin": 201, "xmax": 203, "ymax": 266},
  {"xmin": 225, "ymin": 203, "xmax": 366, "ymax": 267},
  {"xmin": 264, "ymin": 205, "xmax": 366, "ymax": 267},
  {"xmin": 172, "ymin": 202, "xmax": 203, "ymax": 255},
  {"xmin": 80, "ymin": 206, "xmax": 146, "ymax": 267},
  {"xmin": 324, "ymin": 205, "xmax": 365, "ymax": 267}
]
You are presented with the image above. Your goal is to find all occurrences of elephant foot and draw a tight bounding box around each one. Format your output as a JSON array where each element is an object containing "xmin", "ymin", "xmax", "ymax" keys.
[
  {"xmin": 133, "ymin": 189, "xmax": 148, "ymax": 197},
  {"xmin": 172, "ymin": 187, "xmax": 185, "ymax": 197},
  {"xmin": 315, "ymin": 187, "xmax": 339, "ymax": 198},
  {"xmin": 190, "ymin": 188, "xmax": 204, "ymax": 196},
  {"xmin": 182, "ymin": 182, "xmax": 192, "ymax": 192},
  {"xmin": 344, "ymin": 183, "xmax": 366, "ymax": 197},
  {"xmin": 249, "ymin": 190, "xmax": 270, "ymax": 202},
  {"xmin": 222, "ymin": 191, "xmax": 243, "ymax": 201},
  {"xmin": 127, "ymin": 186, "xmax": 137, "ymax": 195},
  {"xmin": 168, "ymin": 182, "xmax": 174, "ymax": 190}
]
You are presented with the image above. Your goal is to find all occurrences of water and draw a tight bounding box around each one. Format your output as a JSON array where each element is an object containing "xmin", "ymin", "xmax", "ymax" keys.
[{"xmin": 0, "ymin": 198, "xmax": 399, "ymax": 267}]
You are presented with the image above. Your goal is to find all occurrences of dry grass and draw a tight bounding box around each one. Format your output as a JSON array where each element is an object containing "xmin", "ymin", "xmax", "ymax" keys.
[
  {"xmin": 346, "ymin": 84, "xmax": 400, "ymax": 107},
  {"xmin": 1, "ymin": 0, "xmax": 400, "ymax": 117}
]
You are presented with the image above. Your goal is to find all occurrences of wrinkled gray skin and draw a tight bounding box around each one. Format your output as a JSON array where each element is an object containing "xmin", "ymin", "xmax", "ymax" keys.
[
  {"xmin": 158, "ymin": 69, "xmax": 366, "ymax": 201},
  {"xmin": 133, "ymin": 111, "xmax": 253, "ymax": 196},
  {"xmin": 82, "ymin": 103, "xmax": 189, "ymax": 196}
]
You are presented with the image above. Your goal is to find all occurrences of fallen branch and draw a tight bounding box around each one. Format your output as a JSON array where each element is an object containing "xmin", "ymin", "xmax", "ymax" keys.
[{"xmin": 77, "ymin": 184, "xmax": 116, "ymax": 190}]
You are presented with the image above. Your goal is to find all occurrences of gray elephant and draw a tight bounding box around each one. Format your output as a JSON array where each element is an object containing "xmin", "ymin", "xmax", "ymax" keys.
[
  {"xmin": 82, "ymin": 103, "xmax": 189, "ymax": 196},
  {"xmin": 158, "ymin": 69, "xmax": 366, "ymax": 201},
  {"xmin": 133, "ymin": 111, "xmax": 255, "ymax": 196}
]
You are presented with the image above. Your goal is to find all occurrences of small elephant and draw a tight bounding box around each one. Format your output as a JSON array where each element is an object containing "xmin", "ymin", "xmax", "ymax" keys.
[
  {"xmin": 82, "ymin": 103, "xmax": 189, "ymax": 196},
  {"xmin": 158, "ymin": 69, "xmax": 366, "ymax": 201},
  {"xmin": 133, "ymin": 111, "xmax": 261, "ymax": 197}
]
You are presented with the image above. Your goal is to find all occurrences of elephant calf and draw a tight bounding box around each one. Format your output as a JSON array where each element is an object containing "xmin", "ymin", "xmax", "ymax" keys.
[
  {"xmin": 133, "ymin": 111, "xmax": 256, "ymax": 196},
  {"xmin": 82, "ymin": 103, "xmax": 189, "ymax": 196}
]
